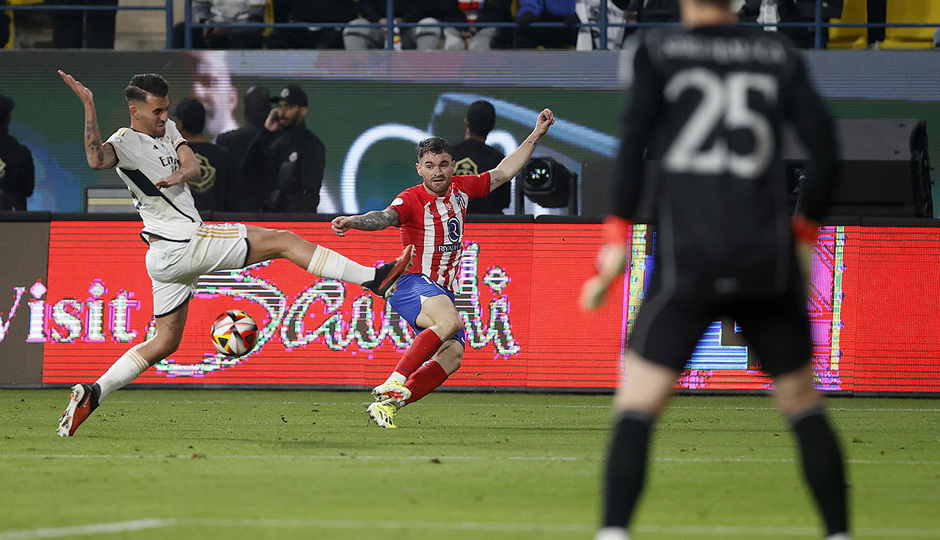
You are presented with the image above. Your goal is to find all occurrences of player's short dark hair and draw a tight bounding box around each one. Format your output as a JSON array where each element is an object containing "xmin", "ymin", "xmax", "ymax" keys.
[
  {"xmin": 173, "ymin": 98, "xmax": 206, "ymax": 134},
  {"xmin": 466, "ymin": 100, "xmax": 496, "ymax": 138},
  {"xmin": 125, "ymin": 73, "xmax": 169, "ymax": 103},
  {"xmin": 0, "ymin": 94, "xmax": 13, "ymax": 125},
  {"xmin": 416, "ymin": 137, "xmax": 452, "ymax": 161}
]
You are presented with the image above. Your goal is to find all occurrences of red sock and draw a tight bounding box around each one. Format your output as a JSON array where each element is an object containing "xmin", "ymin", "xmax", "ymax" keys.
[
  {"xmin": 405, "ymin": 361, "xmax": 448, "ymax": 404},
  {"xmin": 395, "ymin": 328, "xmax": 443, "ymax": 377}
]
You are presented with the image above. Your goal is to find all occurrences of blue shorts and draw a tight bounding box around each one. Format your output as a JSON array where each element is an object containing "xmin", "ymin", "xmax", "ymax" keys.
[{"xmin": 388, "ymin": 273, "xmax": 466, "ymax": 346}]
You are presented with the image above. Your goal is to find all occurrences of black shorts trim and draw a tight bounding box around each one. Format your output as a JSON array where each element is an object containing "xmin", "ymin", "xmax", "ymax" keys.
[
  {"xmin": 154, "ymin": 294, "xmax": 192, "ymax": 319},
  {"xmin": 241, "ymin": 237, "xmax": 251, "ymax": 268}
]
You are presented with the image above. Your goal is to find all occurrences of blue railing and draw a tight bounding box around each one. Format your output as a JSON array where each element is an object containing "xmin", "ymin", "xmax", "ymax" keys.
[
  {"xmin": 177, "ymin": 0, "xmax": 940, "ymax": 51},
  {"xmin": 3, "ymin": 0, "xmax": 938, "ymax": 51}
]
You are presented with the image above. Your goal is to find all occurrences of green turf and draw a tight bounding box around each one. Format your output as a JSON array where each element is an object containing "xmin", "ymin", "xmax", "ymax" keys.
[{"xmin": 1, "ymin": 390, "xmax": 937, "ymax": 539}]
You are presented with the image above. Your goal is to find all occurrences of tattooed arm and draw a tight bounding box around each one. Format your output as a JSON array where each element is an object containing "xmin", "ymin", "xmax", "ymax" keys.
[
  {"xmin": 58, "ymin": 70, "xmax": 118, "ymax": 170},
  {"xmin": 331, "ymin": 208, "xmax": 401, "ymax": 237}
]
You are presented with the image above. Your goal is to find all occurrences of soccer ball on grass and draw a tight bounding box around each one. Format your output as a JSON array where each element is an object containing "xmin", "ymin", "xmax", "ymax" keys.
[{"xmin": 210, "ymin": 309, "xmax": 259, "ymax": 357}]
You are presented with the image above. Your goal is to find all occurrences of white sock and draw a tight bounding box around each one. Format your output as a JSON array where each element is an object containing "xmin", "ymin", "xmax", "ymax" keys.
[
  {"xmin": 387, "ymin": 372, "xmax": 407, "ymax": 385},
  {"xmin": 826, "ymin": 534, "xmax": 851, "ymax": 540},
  {"xmin": 307, "ymin": 246, "xmax": 374, "ymax": 284},
  {"xmin": 95, "ymin": 347, "xmax": 150, "ymax": 402},
  {"xmin": 595, "ymin": 527, "xmax": 629, "ymax": 540}
]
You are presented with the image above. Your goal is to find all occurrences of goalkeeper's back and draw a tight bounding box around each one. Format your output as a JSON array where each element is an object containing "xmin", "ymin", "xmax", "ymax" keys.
[{"xmin": 614, "ymin": 22, "xmax": 838, "ymax": 299}]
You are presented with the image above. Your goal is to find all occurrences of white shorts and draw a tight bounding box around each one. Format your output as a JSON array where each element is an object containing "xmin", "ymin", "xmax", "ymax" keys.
[{"xmin": 146, "ymin": 223, "xmax": 249, "ymax": 317}]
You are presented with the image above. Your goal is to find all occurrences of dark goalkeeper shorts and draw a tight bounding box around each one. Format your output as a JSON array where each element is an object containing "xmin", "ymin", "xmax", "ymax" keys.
[{"xmin": 628, "ymin": 272, "xmax": 812, "ymax": 377}]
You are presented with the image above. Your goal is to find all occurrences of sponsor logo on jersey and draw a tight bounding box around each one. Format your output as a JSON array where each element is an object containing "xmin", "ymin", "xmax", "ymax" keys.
[{"xmin": 159, "ymin": 155, "xmax": 180, "ymax": 169}]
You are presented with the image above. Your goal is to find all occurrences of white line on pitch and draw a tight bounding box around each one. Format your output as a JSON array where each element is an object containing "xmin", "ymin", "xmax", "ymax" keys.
[
  {"xmin": 190, "ymin": 517, "xmax": 592, "ymax": 532},
  {"xmin": 1, "ymin": 518, "xmax": 936, "ymax": 538},
  {"xmin": 0, "ymin": 454, "xmax": 936, "ymax": 466},
  {"xmin": 5, "ymin": 518, "xmax": 938, "ymax": 539},
  {"xmin": 6, "ymin": 518, "xmax": 936, "ymax": 538},
  {"xmin": 0, "ymin": 519, "xmax": 175, "ymax": 540}
]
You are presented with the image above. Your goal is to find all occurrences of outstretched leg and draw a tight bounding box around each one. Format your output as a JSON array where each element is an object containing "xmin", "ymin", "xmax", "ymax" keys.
[{"xmin": 244, "ymin": 225, "xmax": 412, "ymax": 298}]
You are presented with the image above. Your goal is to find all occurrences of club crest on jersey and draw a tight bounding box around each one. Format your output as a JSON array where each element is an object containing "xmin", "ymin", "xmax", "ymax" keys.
[{"xmin": 445, "ymin": 216, "xmax": 461, "ymax": 243}]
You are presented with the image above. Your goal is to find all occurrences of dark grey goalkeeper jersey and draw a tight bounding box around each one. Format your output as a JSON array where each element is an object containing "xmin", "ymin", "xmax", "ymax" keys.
[{"xmin": 614, "ymin": 24, "xmax": 838, "ymax": 299}]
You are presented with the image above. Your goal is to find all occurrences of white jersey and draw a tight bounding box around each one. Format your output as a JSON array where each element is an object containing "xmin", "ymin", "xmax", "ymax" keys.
[{"xmin": 106, "ymin": 119, "xmax": 202, "ymax": 241}]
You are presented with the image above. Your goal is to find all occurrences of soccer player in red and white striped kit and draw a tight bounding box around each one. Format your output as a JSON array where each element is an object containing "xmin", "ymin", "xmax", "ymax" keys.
[{"xmin": 331, "ymin": 108, "xmax": 555, "ymax": 428}]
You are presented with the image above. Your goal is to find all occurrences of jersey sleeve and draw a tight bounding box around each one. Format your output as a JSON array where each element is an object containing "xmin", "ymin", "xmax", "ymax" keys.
[
  {"xmin": 388, "ymin": 189, "xmax": 416, "ymax": 227},
  {"xmin": 165, "ymin": 119, "xmax": 188, "ymax": 151},
  {"xmin": 456, "ymin": 172, "xmax": 491, "ymax": 199},
  {"xmin": 106, "ymin": 129, "xmax": 137, "ymax": 170},
  {"xmin": 613, "ymin": 39, "xmax": 664, "ymax": 222}
]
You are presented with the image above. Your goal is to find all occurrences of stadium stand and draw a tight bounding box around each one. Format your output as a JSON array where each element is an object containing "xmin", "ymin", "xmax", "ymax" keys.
[
  {"xmin": 881, "ymin": 0, "xmax": 939, "ymax": 49},
  {"xmin": 1, "ymin": 0, "xmax": 938, "ymax": 50},
  {"xmin": 827, "ymin": 0, "xmax": 867, "ymax": 49}
]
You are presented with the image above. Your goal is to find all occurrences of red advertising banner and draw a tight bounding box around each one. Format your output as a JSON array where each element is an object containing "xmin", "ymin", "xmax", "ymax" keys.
[
  {"xmin": 838, "ymin": 227, "xmax": 940, "ymax": 393},
  {"xmin": 9, "ymin": 220, "xmax": 938, "ymax": 394},
  {"xmin": 38, "ymin": 221, "xmax": 624, "ymax": 389}
]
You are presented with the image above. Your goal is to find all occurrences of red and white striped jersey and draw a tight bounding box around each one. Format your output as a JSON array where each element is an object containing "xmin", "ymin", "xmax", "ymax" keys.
[{"xmin": 388, "ymin": 173, "xmax": 490, "ymax": 291}]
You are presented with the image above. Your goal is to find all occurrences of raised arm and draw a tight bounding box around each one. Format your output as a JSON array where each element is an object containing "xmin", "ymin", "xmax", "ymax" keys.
[
  {"xmin": 331, "ymin": 208, "xmax": 401, "ymax": 237},
  {"xmin": 487, "ymin": 108, "xmax": 555, "ymax": 192},
  {"xmin": 58, "ymin": 70, "xmax": 118, "ymax": 170}
]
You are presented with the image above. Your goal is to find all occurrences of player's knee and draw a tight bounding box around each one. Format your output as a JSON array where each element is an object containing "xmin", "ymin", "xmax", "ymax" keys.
[
  {"xmin": 270, "ymin": 228, "xmax": 301, "ymax": 246},
  {"xmin": 266, "ymin": 228, "xmax": 304, "ymax": 258},
  {"xmin": 437, "ymin": 317, "xmax": 464, "ymax": 340}
]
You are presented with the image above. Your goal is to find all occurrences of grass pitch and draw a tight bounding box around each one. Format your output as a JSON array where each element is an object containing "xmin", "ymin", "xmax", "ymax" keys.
[{"xmin": 1, "ymin": 390, "xmax": 937, "ymax": 539}]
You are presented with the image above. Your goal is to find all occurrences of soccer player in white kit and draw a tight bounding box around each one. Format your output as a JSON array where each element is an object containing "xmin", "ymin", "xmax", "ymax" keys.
[{"xmin": 56, "ymin": 71, "xmax": 414, "ymax": 437}]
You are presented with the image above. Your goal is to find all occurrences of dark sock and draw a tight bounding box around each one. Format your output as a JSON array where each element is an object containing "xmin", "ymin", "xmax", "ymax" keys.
[
  {"xmin": 89, "ymin": 383, "xmax": 102, "ymax": 412},
  {"xmin": 602, "ymin": 410, "xmax": 655, "ymax": 529},
  {"xmin": 789, "ymin": 406, "xmax": 849, "ymax": 536}
]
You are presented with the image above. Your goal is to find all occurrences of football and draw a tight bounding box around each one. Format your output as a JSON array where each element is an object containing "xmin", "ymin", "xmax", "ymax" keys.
[{"xmin": 210, "ymin": 309, "xmax": 259, "ymax": 357}]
